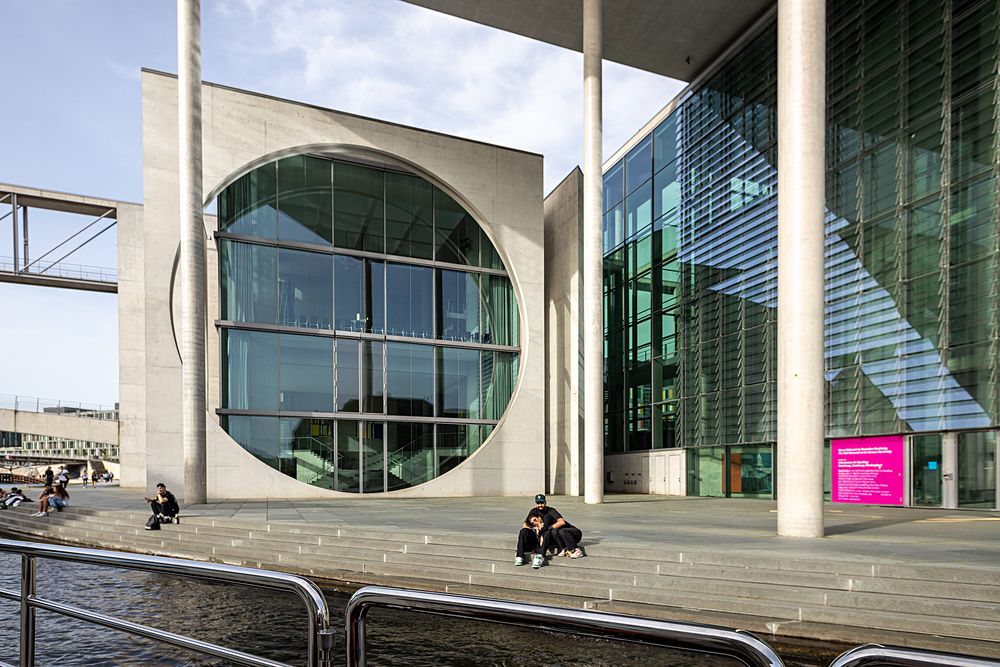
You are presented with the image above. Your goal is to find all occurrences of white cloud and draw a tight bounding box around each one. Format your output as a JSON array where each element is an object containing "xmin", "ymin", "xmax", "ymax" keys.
[{"xmin": 209, "ymin": 0, "xmax": 686, "ymax": 193}]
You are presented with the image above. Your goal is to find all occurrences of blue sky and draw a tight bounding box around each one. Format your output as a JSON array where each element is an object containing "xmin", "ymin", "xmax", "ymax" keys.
[{"xmin": 0, "ymin": 0, "xmax": 683, "ymax": 406}]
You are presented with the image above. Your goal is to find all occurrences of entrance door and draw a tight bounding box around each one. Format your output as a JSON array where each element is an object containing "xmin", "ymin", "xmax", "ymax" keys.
[
  {"xmin": 911, "ymin": 434, "xmax": 942, "ymax": 507},
  {"xmin": 958, "ymin": 431, "xmax": 997, "ymax": 509}
]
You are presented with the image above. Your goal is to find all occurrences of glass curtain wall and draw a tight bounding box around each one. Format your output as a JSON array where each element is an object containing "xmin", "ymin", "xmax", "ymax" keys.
[
  {"xmin": 218, "ymin": 155, "xmax": 520, "ymax": 492},
  {"xmin": 603, "ymin": 0, "xmax": 1000, "ymax": 500}
]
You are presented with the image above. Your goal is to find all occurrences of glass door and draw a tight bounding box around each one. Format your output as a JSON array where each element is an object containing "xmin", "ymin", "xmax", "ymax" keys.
[
  {"xmin": 958, "ymin": 431, "xmax": 997, "ymax": 509},
  {"xmin": 911, "ymin": 434, "xmax": 942, "ymax": 506}
]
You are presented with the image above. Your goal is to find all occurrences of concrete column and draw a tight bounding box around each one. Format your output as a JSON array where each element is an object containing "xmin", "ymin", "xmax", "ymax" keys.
[
  {"xmin": 178, "ymin": 0, "xmax": 207, "ymax": 505},
  {"xmin": 942, "ymin": 433, "xmax": 958, "ymax": 509},
  {"xmin": 776, "ymin": 0, "xmax": 826, "ymax": 537},
  {"xmin": 582, "ymin": 0, "xmax": 604, "ymax": 504}
]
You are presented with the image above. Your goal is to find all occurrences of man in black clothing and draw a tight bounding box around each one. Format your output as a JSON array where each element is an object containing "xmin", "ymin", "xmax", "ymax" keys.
[
  {"xmin": 515, "ymin": 494, "xmax": 585, "ymax": 568},
  {"xmin": 43, "ymin": 467, "xmax": 54, "ymax": 487},
  {"xmin": 143, "ymin": 483, "xmax": 180, "ymax": 528}
]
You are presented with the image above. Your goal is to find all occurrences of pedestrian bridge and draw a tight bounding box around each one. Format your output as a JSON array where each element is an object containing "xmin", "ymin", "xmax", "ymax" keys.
[{"xmin": 0, "ymin": 400, "xmax": 119, "ymax": 445}]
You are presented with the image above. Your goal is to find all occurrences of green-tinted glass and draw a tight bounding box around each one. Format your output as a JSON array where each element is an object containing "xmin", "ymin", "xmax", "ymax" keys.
[
  {"xmin": 334, "ymin": 162, "xmax": 384, "ymax": 252},
  {"xmin": 385, "ymin": 171, "xmax": 432, "ymax": 259},
  {"xmin": 435, "ymin": 188, "xmax": 480, "ymax": 265},
  {"xmin": 277, "ymin": 155, "xmax": 332, "ymax": 244}
]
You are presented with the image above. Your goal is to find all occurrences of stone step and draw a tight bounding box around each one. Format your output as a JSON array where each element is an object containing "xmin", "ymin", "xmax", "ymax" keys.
[{"xmin": 797, "ymin": 603, "xmax": 1000, "ymax": 643}]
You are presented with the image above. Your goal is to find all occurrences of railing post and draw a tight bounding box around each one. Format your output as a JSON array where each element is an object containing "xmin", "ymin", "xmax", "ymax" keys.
[
  {"xmin": 19, "ymin": 554, "xmax": 35, "ymax": 667},
  {"xmin": 346, "ymin": 605, "xmax": 369, "ymax": 667}
]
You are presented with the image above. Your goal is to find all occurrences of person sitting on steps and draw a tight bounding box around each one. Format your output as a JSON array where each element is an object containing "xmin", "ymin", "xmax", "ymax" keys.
[
  {"xmin": 515, "ymin": 494, "xmax": 585, "ymax": 569},
  {"xmin": 143, "ymin": 482, "xmax": 180, "ymax": 529}
]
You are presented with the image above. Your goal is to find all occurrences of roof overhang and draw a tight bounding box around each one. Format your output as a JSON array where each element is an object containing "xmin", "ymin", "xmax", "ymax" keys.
[{"xmin": 402, "ymin": 0, "xmax": 775, "ymax": 81}]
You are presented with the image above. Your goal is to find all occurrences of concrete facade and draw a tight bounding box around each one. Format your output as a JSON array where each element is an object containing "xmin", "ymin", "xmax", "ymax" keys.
[
  {"xmin": 125, "ymin": 70, "xmax": 545, "ymax": 499},
  {"xmin": 544, "ymin": 168, "xmax": 583, "ymax": 496}
]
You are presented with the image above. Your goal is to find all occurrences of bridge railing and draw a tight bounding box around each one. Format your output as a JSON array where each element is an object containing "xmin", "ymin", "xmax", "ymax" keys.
[
  {"xmin": 0, "ymin": 255, "xmax": 117, "ymax": 284},
  {"xmin": 0, "ymin": 394, "xmax": 118, "ymax": 421}
]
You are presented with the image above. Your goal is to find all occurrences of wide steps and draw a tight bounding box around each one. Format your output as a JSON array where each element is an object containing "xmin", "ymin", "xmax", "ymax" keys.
[{"xmin": 3, "ymin": 508, "xmax": 1000, "ymax": 648}]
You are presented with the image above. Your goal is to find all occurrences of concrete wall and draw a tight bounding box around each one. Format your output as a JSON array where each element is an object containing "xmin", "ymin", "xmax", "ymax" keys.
[
  {"xmin": 605, "ymin": 450, "xmax": 686, "ymax": 495},
  {"xmin": 134, "ymin": 70, "xmax": 545, "ymax": 499},
  {"xmin": 117, "ymin": 202, "xmax": 146, "ymax": 489},
  {"xmin": 543, "ymin": 169, "xmax": 583, "ymax": 495}
]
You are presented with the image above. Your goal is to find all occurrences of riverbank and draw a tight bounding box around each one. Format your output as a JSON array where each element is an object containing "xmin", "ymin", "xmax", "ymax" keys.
[{"xmin": 1, "ymin": 487, "xmax": 998, "ymax": 659}]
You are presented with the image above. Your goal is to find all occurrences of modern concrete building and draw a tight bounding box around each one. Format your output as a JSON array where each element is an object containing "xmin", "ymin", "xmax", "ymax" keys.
[
  {"xmin": 9, "ymin": 0, "xmax": 999, "ymax": 517},
  {"xmin": 119, "ymin": 70, "xmax": 544, "ymax": 499},
  {"xmin": 411, "ymin": 0, "xmax": 1000, "ymax": 517}
]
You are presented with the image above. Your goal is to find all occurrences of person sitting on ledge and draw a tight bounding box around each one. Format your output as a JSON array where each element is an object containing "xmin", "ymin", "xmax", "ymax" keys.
[
  {"xmin": 34, "ymin": 486, "xmax": 57, "ymax": 516},
  {"xmin": 515, "ymin": 495, "xmax": 551, "ymax": 569},
  {"xmin": 525, "ymin": 493, "xmax": 584, "ymax": 564},
  {"xmin": 3, "ymin": 488, "xmax": 27, "ymax": 509},
  {"xmin": 144, "ymin": 483, "xmax": 179, "ymax": 529}
]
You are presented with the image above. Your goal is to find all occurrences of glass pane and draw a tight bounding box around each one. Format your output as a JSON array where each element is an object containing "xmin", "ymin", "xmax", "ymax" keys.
[
  {"xmin": 368, "ymin": 259, "xmax": 386, "ymax": 334},
  {"xmin": 482, "ymin": 351, "xmax": 518, "ymax": 420},
  {"xmin": 334, "ymin": 162, "xmax": 383, "ymax": 252},
  {"xmin": 219, "ymin": 161, "xmax": 276, "ymax": 238},
  {"xmin": 278, "ymin": 248, "xmax": 332, "ymax": 329},
  {"xmin": 386, "ymin": 422, "xmax": 435, "ymax": 491},
  {"xmin": 958, "ymin": 431, "xmax": 996, "ymax": 508},
  {"xmin": 277, "ymin": 155, "xmax": 332, "ymax": 244},
  {"xmin": 385, "ymin": 171, "xmax": 433, "ymax": 259},
  {"xmin": 686, "ymin": 447, "xmax": 725, "ymax": 497},
  {"xmin": 362, "ymin": 341, "xmax": 384, "ymax": 413},
  {"xmin": 434, "ymin": 189, "xmax": 480, "ymax": 265},
  {"xmin": 220, "ymin": 240, "xmax": 277, "ymax": 325},
  {"xmin": 603, "ymin": 202, "xmax": 624, "ymax": 252},
  {"xmin": 911, "ymin": 434, "xmax": 942, "ymax": 506},
  {"xmin": 362, "ymin": 421, "xmax": 385, "ymax": 493},
  {"xmin": 224, "ymin": 416, "xmax": 281, "ymax": 468},
  {"xmin": 653, "ymin": 160, "xmax": 680, "ymax": 225},
  {"xmin": 335, "ymin": 420, "xmax": 360, "ymax": 493},
  {"xmin": 625, "ymin": 135, "xmax": 653, "ymax": 195},
  {"xmin": 603, "ymin": 160, "xmax": 624, "ymax": 211},
  {"xmin": 334, "ymin": 255, "xmax": 365, "ymax": 332},
  {"xmin": 279, "ymin": 334, "xmax": 332, "ymax": 412},
  {"xmin": 481, "ymin": 232, "xmax": 504, "ymax": 271},
  {"xmin": 385, "ymin": 263, "xmax": 433, "ymax": 338},
  {"xmin": 436, "ymin": 424, "xmax": 481, "ymax": 475},
  {"xmin": 280, "ymin": 417, "xmax": 335, "ymax": 487},
  {"xmin": 223, "ymin": 329, "xmax": 278, "ymax": 411},
  {"xmin": 653, "ymin": 114, "xmax": 680, "ymax": 172},
  {"xmin": 437, "ymin": 347, "xmax": 480, "ymax": 418},
  {"xmin": 728, "ymin": 445, "xmax": 773, "ymax": 498},
  {"xmin": 438, "ymin": 269, "xmax": 480, "ymax": 342},
  {"xmin": 386, "ymin": 342, "xmax": 435, "ymax": 416},
  {"xmin": 625, "ymin": 182, "xmax": 652, "ymax": 240},
  {"xmin": 481, "ymin": 275, "xmax": 519, "ymax": 347},
  {"xmin": 335, "ymin": 338, "xmax": 359, "ymax": 412}
]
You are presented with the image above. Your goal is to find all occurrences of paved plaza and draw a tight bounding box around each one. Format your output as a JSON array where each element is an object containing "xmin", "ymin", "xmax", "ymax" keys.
[{"xmin": 31, "ymin": 485, "xmax": 1000, "ymax": 566}]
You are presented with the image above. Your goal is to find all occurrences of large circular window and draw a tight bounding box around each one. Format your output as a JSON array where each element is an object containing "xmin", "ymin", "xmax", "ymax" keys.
[{"xmin": 216, "ymin": 154, "xmax": 519, "ymax": 492}]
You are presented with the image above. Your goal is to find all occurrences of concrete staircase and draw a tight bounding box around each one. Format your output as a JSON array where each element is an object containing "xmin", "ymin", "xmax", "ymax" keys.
[{"xmin": 1, "ymin": 506, "xmax": 998, "ymax": 658}]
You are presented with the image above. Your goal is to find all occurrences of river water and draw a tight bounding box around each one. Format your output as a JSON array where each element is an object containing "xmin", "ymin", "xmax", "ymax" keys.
[{"xmin": 0, "ymin": 555, "xmax": 838, "ymax": 666}]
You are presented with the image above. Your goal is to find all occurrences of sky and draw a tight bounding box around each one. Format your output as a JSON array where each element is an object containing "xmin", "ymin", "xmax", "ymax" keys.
[{"xmin": 0, "ymin": 0, "xmax": 685, "ymax": 407}]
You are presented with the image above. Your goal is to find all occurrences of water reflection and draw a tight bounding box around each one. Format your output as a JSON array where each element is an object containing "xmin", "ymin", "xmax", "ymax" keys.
[{"xmin": 0, "ymin": 555, "xmax": 827, "ymax": 666}]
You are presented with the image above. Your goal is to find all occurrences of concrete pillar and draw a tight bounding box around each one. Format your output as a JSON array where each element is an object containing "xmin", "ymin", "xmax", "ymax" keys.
[
  {"xmin": 582, "ymin": 0, "xmax": 604, "ymax": 504},
  {"xmin": 942, "ymin": 433, "xmax": 958, "ymax": 509},
  {"xmin": 178, "ymin": 0, "xmax": 207, "ymax": 505},
  {"xmin": 776, "ymin": 0, "xmax": 826, "ymax": 537}
]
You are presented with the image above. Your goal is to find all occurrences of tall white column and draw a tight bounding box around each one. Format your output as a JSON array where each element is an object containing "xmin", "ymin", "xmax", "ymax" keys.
[
  {"xmin": 776, "ymin": 0, "xmax": 826, "ymax": 537},
  {"xmin": 583, "ymin": 0, "xmax": 604, "ymax": 504},
  {"xmin": 178, "ymin": 0, "xmax": 207, "ymax": 505}
]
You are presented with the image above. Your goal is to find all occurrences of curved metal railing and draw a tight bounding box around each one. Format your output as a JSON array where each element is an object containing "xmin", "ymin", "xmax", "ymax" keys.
[
  {"xmin": 345, "ymin": 586, "xmax": 783, "ymax": 667},
  {"xmin": 0, "ymin": 538, "xmax": 335, "ymax": 667},
  {"xmin": 830, "ymin": 644, "xmax": 1000, "ymax": 667}
]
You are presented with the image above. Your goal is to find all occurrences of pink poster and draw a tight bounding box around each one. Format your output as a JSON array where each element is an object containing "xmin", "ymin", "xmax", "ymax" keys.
[{"xmin": 831, "ymin": 435, "xmax": 905, "ymax": 505}]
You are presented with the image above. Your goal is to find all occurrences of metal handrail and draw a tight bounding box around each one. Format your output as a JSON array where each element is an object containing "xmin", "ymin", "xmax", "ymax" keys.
[
  {"xmin": 345, "ymin": 586, "xmax": 784, "ymax": 667},
  {"xmin": 0, "ymin": 538, "xmax": 335, "ymax": 667},
  {"xmin": 830, "ymin": 644, "xmax": 1000, "ymax": 667}
]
